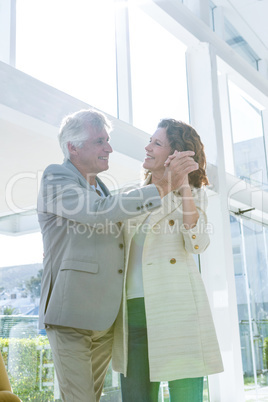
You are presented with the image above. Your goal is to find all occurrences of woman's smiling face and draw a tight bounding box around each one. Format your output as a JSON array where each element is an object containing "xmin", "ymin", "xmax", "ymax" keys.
[{"xmin": 143, "ymin": 127, "xmax": 172, "ymax": 176}]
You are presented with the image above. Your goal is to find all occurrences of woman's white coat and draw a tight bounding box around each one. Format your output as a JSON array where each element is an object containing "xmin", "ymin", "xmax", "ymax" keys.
[{"xmin": 113, "ymin": 179, "xmax": 223, "ymax": 381}]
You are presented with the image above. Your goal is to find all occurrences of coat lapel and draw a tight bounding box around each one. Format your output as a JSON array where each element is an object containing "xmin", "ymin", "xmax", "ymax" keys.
[{"xmin": 142, "ymin": 173, "xmax": 183, "ymax": 229}]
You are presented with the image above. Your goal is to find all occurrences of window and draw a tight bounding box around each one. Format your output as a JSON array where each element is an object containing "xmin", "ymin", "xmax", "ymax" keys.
[
  {"xmin": 0, "ymin": 230, "xmax": 122, "ymax": 400},
  {"xmin": 16, "ymin": 0, "xmax": 118, "ymax": 116},
  {"xmin": 224, "ymin": 19, "xmax": 259, "ymax": 71},
  {"xmin": 0, "ymin": 232, "xmax": 51, "ymax": 399},
  {"xmin": 228, "ymin": 81, "xmax": 267, "ymax": 185},
  {"xmin": 230, "ymin": 215, "xmax": 268, "ymax": 400},
  {"xmin": 128, "ymin": 5, "xmax": 189, "ymax": 134},
  {"xmin": 210, "ymin": 5, "xmax": 259, "ymax": 71}
]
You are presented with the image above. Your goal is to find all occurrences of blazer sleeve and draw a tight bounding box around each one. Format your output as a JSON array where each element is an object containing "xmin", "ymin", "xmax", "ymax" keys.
[
  {"xmin": 180, "ymin": 187, "xmax": 210, "ymax": 254},
  {"xmin": 37, "ymin": 164, "xmax": 161, "ymax": 225}
]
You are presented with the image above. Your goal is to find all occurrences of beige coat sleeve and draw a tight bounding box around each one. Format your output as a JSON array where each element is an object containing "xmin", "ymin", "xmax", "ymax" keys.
[{"xmin": 180, "ymin": 187, "xmax": 210, "ymax": 254}]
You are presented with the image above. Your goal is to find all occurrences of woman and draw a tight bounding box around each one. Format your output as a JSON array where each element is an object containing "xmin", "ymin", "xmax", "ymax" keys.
[{"xmin": 113, "ymin": 119, "xmax": 223, "ymax": 401}]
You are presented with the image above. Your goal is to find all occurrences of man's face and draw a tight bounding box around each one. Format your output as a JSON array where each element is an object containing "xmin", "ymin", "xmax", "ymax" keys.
[{"xmin": 73, "ymin": 128, "xmax": 113, "ymax": 176}]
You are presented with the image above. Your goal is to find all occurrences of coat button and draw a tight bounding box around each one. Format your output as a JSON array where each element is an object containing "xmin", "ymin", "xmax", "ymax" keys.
[
  {"xmin": 149, "ymin": 202, "xmax": 153, "ymax": 206},
  {"xmin": 119, "ymin": 243, "xmax": 124, "ymax": 249},
  {"xmin": 136, "ymin": 206, "xmax": 141, "ymax": 210},
  {"xmin": 192, "ymin": 234, "xmax": 196, "ymax": 239},
  {"xmin": 118, "ymin": 269, "xmax": 123, "ymax": 274},
  {"xmin": 169, "ymin": 220, "xmax": 175, "ymax": 226},
  {"xmin": 170, "ymin": 258, "xmax": 176, "ymax": 264},
  {"xmin": 194, "ymin": 245, "xmax": 199, "ymax": 250}
]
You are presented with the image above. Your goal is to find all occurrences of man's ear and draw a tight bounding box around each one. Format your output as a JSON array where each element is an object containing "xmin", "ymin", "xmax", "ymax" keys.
[{"xmin": 68, "ymin": 142, "xmax": 78, "ymax": 156}]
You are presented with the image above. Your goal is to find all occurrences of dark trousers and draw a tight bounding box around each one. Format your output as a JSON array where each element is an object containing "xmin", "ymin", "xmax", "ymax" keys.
[{"xmin": 120, "ymin": 298, "xmax": 203, "ymax": 402}]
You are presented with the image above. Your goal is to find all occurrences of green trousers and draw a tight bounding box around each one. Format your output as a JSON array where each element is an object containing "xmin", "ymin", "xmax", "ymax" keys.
[{"xmin": 120, "ymin": 298, "xmax": 204, "ymax": 402}]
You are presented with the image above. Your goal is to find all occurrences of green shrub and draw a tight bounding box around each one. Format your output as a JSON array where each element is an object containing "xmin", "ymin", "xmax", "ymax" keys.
[
  {"xmin": 0, "ymin": 336, "xmax": 54, "ymax": 401},
  {"xmin": 264, "ymin": 337, "xmax": 268, "ymax": 370},
  {"xmin": 0, "ymin": 335, "xmax": 119, "ymax": 401}
]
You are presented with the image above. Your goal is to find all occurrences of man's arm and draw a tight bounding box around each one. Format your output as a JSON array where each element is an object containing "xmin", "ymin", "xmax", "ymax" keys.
[{"xmin": 37, "ymin": 164, "xmax": 161, "ymax": 225}]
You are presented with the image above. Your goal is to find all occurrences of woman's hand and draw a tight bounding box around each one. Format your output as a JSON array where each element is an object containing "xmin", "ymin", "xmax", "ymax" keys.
[
  {"xmin": 155, "ymin": 150, "xmax": 198, "ymax": 197},
  {"xmin": 164, "ymin": 150, "xmax": 198, "ymax": 189}
]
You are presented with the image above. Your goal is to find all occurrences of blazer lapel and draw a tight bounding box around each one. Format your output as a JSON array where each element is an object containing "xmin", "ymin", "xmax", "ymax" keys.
[{"xmin": 96, "ymin": 177, "xmax": 110, "ymax": 196}]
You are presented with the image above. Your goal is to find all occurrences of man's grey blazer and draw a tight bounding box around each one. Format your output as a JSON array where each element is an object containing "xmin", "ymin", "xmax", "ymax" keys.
[{"xmin": 37, "ymin": 160, "xmax": 161, "ymax": 331}]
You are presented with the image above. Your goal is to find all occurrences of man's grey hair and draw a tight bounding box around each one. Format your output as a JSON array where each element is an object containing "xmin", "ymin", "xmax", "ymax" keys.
[{"xmin": 58, "ymin": 109, "xmax": 112, "ymax": 160}]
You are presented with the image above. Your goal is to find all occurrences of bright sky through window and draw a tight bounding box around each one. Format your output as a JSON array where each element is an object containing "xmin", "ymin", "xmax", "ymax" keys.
[
  {"xmin": 129, "ymin": 4, "xmax": 189, "ymax": 133},
  {"xmin": 16, "ymin": 0, "xmax": 118, "ymax": 117},
  {"xmin": 228, "ymin": 81, "xmax": 264, "ymax": 143},
  {"xmin": 15, "ymin": 0, "xmax": 189, "ymax": 133},
  {"xmin": 0, "ymin": 233, "xmax": 43, "ymax": 267}
]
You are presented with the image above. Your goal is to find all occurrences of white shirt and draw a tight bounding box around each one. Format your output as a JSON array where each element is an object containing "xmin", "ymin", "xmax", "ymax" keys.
[
  {"xmin": 90, "ymin": 181, "xmax": 105, "ymax": 197},
  {"xmin": 126, "ymin": 215, "xmax": 151, "ymax": 300}
]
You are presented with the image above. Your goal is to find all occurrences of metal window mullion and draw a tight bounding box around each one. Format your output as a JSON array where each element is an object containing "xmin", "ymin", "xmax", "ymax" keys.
[
  {"xmin": 261, "ymin": 109, "xmax": 268, "ymax": 183},
  {"xmin": 114, "ymin": 0, "xmax": 133, "ymax": 124},
  {"xmin": 218, "ymin": 73, "xmax": 236, "ymax": 175},
  {"xmin": 0, "ymin": 0, "xmax": 16, "ymax": 66},
  {"xmin": 9, "ymin": 0, "xmax": 16, "ymax": 66},
  {"xmin": 239, "ymin": 217, "xmax": 259, "ymax": 397}
]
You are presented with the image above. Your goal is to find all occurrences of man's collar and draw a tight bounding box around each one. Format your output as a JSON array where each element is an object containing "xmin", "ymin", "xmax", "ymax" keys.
[
  {"xmin": 63, "ymin": 159, "xmax": 92, "ymax": 188},
  {"xmin": 63, "ymin": 159, "xmax": 110, "ymax": 195}
]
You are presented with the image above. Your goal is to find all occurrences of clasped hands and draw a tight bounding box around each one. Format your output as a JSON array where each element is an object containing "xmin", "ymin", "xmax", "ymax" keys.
[{"xmin": 156, "ymin": 150, "xmax": 199, "ymax": 197}]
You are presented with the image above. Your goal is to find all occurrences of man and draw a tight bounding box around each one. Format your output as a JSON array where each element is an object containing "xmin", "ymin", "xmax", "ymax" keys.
[{"xmin": 37, "ymin": 109, "xmax": 197, "ymax": 402}]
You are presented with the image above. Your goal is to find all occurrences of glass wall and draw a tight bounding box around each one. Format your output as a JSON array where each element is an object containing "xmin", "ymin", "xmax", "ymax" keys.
[
  {"xmin": 230, "ymin": 215, "xmax": 268, "ymax": 401},
  {"xmin": 227, "ymin": 81, "xmax": 267, "ymax": 185},
  {"xmin": 0, "ymin": 231, "xmax": 122, "ymax": 401},
  {"xmin": 128, "ymin": 4, "xmax": 189, "ymax": 134},
  {"xmin": 0, "ymin": 232, "xmax": 51, "ymax": 400},
  {"xmin": 16, "ymin": 0, "xmax": 118, "ymax": 117}
]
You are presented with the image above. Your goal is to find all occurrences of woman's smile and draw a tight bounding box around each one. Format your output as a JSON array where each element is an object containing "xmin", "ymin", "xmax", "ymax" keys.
[{"xmin": 143, "ymin": 127, "xmax": 172, "ymax": 176}]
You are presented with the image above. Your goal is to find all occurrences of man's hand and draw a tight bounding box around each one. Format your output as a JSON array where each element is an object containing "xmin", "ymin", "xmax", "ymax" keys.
[{"xmin": 155, "ymin": 150, "xmax": 199, "ymax": 198}]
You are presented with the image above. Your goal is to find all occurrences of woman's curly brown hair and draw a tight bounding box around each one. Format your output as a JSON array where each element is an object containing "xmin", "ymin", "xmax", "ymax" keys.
[{"xmin": 151, "ymin": 119, "xmax": 209, "ymax": 188}]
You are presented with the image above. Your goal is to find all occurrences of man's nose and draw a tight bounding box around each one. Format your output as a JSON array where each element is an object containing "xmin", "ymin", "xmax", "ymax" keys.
[{"xmin": 105, "ymin": 142, "xmax": 113, "ymax": 153}]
